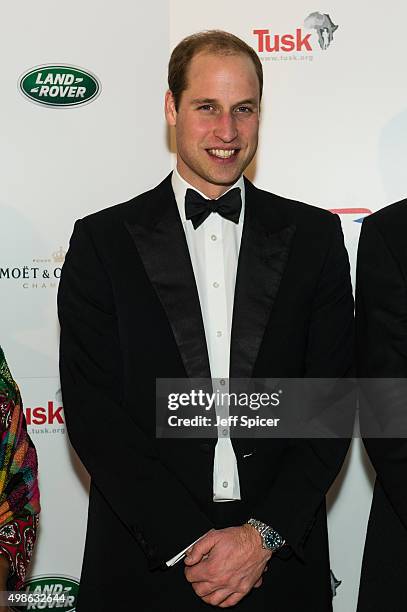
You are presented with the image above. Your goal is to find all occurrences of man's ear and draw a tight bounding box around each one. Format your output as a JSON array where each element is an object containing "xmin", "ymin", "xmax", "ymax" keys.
[{"xmin": 165, "ymin": 90, "xmax": 177, "ymax": 126}]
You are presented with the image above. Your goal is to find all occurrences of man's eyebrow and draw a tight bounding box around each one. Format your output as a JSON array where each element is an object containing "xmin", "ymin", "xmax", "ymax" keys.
[
  {"xmin": 234, "ymin": 99, "xmax": 258, "ymax": 106},
  {"xmin": 190, "ymin": 98, "xmax": 218, "ymax": 105},
  {"xmin": 190, "ymin": 98, "xmax": 258, "ymax": 106}
]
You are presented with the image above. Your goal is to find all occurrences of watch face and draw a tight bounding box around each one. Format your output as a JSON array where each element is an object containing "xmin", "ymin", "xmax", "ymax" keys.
[{"xmin": 264, "ymin": 529, "xmax": 282, "ymax": 550}]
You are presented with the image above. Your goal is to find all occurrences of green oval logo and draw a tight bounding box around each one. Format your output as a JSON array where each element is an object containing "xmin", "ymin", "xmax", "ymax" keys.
[
  {"xmin": 19, "ymin": 65, "xmax": 100, "ymax": 107},
  {"xmin": 14, "ymin": 575, "xmax": 79, "ymax": 611}
]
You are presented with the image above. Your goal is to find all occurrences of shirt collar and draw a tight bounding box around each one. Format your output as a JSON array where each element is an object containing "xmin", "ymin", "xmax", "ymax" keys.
[{"xmin": 172, "ymin": 166, "xmax": 245, "ymax": 225}]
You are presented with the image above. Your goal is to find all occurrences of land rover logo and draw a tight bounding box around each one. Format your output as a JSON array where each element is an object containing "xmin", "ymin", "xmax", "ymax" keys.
[
  {"xmin": 19, "ymin": 65, "xmax": 100, "ymax": 107},
  {"xmin": 15, "ymin": 575, "xmax": 79, "ymax": 611}
]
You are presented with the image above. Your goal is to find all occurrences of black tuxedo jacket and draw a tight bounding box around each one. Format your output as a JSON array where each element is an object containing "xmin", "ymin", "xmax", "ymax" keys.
[
  {"xmin": 58, "ymin": 174, "xmax": 354, "ymax": 612},
  {"xmin": 356, "ymin": 201, "xmax": 407, "ymax": 612}
]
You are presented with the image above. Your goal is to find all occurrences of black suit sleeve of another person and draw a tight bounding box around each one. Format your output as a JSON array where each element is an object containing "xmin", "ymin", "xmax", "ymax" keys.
[
  {"xmin": 58, "ymin": 219, "xmax": 213, "ymax": 569},
  {"xmin": 252, "ymin": 214, "xmax": 354, "ymax": 560},
  {"xmin": 356, "ymin": 214, "xmax": 407, "ymax": 530}
]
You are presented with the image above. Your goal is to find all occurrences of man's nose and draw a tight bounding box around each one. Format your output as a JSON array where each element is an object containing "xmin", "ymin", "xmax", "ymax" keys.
[{"xmin": 213, "ymin": 112, "xmax": 238, "ymax": 142}]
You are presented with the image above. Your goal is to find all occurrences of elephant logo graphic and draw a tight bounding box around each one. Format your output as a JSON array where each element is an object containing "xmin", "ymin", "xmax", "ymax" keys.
[{"xmin": 304, "ymin": 12, "xmax": 338, "ymax": 50}]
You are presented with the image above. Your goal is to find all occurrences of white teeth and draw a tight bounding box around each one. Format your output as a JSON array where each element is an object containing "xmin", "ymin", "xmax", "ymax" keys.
[{"xmin": 208, "ymin": 149, "xmax": 236, "ymax": 159}]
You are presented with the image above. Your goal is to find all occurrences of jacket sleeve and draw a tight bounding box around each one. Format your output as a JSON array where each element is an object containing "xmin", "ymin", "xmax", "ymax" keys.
[
  {"xmin": 356, "ymin": 215, "xmax": 407, "ymax": 530},
  {"xmin": 251, "ymin": 214, "xmax": 354, "ymax": 560},
  {"xmin": 58, "ymin": 219, "xmax": 213, "ymax": 569}
]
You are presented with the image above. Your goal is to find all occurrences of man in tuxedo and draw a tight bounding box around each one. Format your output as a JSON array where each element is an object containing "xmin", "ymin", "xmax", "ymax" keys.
[
  {"xmin": 58, "ymin": 30, "xmax": 354, "ymax": 611},
  {"xmin": 356, "ymin": 203, "xmax": 407, "ymax": 611}
]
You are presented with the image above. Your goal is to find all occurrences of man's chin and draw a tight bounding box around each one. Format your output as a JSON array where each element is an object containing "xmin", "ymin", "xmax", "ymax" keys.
[{"xmin": 205, "ymin": 169, "xmax": 243, "ymax": 187}]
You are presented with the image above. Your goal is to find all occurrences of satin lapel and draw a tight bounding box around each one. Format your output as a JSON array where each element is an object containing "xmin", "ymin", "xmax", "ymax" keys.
[
  {"xmin": 125, "ymin": 175, "xmax": 211, "ymax": 379},
  {"xmin": 230, "ymin": 179, "xmax": 296, "ymax": 378}
]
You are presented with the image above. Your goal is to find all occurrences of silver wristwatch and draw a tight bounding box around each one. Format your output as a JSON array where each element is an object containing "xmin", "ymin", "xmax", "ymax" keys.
[{"xmin": 246, "ymin": 518, "xmax": 285, "ymax": 552}]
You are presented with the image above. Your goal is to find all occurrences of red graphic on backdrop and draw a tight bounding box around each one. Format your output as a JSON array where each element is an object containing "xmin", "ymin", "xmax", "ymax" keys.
[
  {"xmin": 329, "ymin": 208, "xmax": 372, "ymax": 224},
  {"xmin": 329, "ymin": 208, "xmax": 372, "ymax": 215},
  {"xmin": 253, "ymin": 29, "xmax": 312, "ymax": 53},
  {"xmin": 25, "ymin": 402, "xmax": 64, "ymax": 425}
]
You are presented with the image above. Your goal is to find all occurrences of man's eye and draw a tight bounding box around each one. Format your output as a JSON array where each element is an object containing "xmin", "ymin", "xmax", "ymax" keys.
[
  {"xmin": 198, "ymin": 105, "xmax": 214, "ymax": 111},
  {"xmin": 235, "ymin": 106, "xmax": 252, "ymax": 113}
]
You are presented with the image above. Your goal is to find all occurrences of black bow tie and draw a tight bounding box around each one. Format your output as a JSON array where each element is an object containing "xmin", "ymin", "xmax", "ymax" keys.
[{"xmin": 185, "ymin": 187, "xmax": 242, "ymax": 229}]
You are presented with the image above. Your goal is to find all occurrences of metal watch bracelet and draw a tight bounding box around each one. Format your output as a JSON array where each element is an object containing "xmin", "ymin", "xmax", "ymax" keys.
[{"xmin": 246, "ymin": 518, "xmax": 285, "ymax": 552}]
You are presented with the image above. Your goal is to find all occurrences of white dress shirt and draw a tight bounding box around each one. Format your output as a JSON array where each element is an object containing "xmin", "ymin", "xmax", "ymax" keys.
[{"xmin": 166, "ymin": 168, "xmax": 244, "ymax": 566}]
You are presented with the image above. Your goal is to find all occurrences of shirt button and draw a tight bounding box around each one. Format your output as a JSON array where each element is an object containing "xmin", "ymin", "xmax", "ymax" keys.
[
  {"xmin": 213, "ymin": 282, "xmax": 219, "ymax": 288},
  {"xmin": 222, "ymin": 481, "xmax": 229, "ymax": 488},
  {"xmin": 211, "ymin": 234, "xmax": 217, "ymax": 241},
  {"xmin": 216, "ymin": 331, "xmax": 222, "ymax": 337},
  {"xmin": 219, "ymin": 379, "xmax": 226, "ymax": 386},
  {"xmin": 222, "ymin": 429, "xmax": 228, "ymax": 436}
]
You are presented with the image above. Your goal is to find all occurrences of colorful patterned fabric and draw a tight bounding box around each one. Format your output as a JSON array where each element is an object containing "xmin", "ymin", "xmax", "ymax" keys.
[{"xmin": 0, "ymin": 347, "xmax": 40, "ymax": 590}]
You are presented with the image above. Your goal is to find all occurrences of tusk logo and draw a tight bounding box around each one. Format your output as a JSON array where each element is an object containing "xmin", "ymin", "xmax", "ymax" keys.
[
  {"xmin": 253, "ymin": 12, "xmax": 339, "ymax": 59},
  {"xmin": 19, "ymin": 64, "xmax": 101, "ymax": 107},
  {"xmin": 304, "ymin": 12, "xmax": 338, "ymax": 50}
]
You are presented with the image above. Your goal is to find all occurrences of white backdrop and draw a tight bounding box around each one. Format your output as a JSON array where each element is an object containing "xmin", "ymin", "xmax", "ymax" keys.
[
  {"xmin": 0, "ymin": 1, "xmax": 171, "ymax": 607},
  {"xmin": 1, "ymin": 1, "xmax": 406, "ymax": 610}
]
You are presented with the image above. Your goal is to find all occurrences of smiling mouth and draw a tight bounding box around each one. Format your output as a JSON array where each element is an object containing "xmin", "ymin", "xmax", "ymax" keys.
[{"xmin": 207, "ymin": 148, "xmax": 238, "ymax": 159}]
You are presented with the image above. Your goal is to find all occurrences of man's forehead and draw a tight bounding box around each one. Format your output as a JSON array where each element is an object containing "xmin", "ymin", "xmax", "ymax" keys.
[
  {"xmin": 188, "ymin": 50, "xmax": 254, "ymax": 72},
  {"xmin": 183, "ymin": 51, "xmax": 259, "ymax": 95}
]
